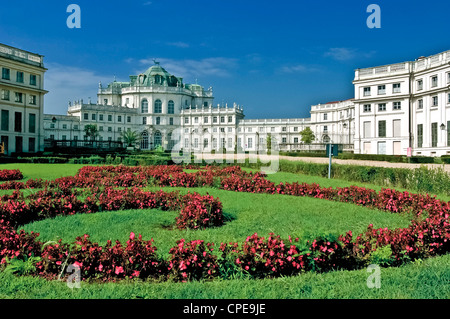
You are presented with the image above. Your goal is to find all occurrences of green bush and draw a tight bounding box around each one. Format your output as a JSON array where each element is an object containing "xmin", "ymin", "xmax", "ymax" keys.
[
  {"xmin": 408, "ymin": 156, "xmax": 435, "ymax": 164},
  {"xmin": 17, "ymin": 157, "xmax": 68, "ymax": 164}
]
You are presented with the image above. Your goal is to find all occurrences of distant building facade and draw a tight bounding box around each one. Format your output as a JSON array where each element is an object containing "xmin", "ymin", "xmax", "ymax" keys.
[
  {"xmin": 0, "ymin": 43, "xmax": 47, "ymax": 155},
  {"xmin": 353, "ymin": 50, "xmax": 450, "ymax": 156}
]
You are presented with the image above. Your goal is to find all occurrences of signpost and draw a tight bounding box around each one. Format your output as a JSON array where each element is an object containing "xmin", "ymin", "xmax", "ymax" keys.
[{"xmin": 326, "ymin": 144, "xmax": 341, "ymax": 179}]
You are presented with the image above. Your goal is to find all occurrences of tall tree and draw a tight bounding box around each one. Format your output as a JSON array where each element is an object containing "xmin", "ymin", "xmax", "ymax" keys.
[{"xmin": 300, "ymin": 127, "xmax": 315, "ymax": 151}]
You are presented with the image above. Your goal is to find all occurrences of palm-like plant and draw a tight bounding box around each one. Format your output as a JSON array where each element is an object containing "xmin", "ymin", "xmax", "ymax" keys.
[
  {"xmin": 120, "ymin": 130, "xmax": 140, "ymax": 147},
  {"xmin": 84, "ymin": 124, "xmax": 99, "ymax": 141}
]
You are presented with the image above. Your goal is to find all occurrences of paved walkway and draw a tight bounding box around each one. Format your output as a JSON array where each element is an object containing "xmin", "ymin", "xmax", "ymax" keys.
[{"xmin": 196, "ymin": 154, "xmax": 450, "ymax": 173}]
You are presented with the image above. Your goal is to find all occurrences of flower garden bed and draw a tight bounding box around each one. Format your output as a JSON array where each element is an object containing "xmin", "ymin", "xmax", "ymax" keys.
[{"xmin": 0, "ymin": 165, "xmax": 449, "ymax": 282}]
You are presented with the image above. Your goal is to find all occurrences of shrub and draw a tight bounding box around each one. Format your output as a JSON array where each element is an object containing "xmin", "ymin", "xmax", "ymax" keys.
[
  {"xmin": 167, "ymin": 239, "xmax": 219, "ymax": 282},
  {"xmin": 0, "ymin": 169, "xmax": 23, "ymax": 181}
]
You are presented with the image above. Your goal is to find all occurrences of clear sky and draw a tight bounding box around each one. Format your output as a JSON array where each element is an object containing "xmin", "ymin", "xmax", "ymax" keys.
[{"xmin": 1, "ymin": 0, "xmax": 449, "ymax": 119}]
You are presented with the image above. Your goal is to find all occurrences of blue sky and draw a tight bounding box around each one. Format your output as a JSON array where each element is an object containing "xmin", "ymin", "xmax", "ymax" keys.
[{"xmin": 1, "ymin": 0, "xmax": 449, "ymax": 119}]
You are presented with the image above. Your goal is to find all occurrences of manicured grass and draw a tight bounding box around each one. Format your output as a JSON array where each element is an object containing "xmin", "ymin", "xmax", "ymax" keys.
[
  {"xmin": 1, "ymin": 163, "xmax": 450, "ymax": 299},
  {"xmin": 21, "ymin": 187, "xmax": 412, "ymax": 258},
  {"xmin": 0, "ymin": 253, "xmax": 448, "ymax": 299}
]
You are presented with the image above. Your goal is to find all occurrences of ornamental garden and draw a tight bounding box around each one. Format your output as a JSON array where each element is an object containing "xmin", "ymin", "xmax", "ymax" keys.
[{"xmin": 0, "ymin": 163, "xmax": 449, "ymax": 291}]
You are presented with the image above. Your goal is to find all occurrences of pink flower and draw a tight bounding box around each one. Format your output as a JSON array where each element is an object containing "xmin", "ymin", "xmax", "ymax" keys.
[
  {"xmin": 115, "ymin": 266, "xmax": 124, "ymax": 275},
  {"xmin": 130, "ymin": 232, "xmax": 135, "ymax": 240}
]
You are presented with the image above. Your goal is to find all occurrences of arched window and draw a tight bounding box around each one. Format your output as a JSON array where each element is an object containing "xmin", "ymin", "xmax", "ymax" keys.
[
  {"xmin": 154, "ymin": 131, "xmax": 162, "ymax": 148},
  {"xmin": 168, "ymin": 100, "xmax": 175, "ymax": 114},
  {"xmin": 141, "ymin": 99, "xmax": 148, "ymax": 113},
  {"xmin": 323, "ymin": 135, "xmax": 330, "ymax": 143},
  {"xmin": 154, "ymin": 99, "xmax": 162, "ymax": 113},
  {"xmin": 141, "ymin": 131, "xmax": 149, "ymax": 149}
]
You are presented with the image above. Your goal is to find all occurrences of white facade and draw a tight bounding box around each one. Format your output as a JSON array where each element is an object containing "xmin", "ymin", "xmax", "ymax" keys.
[
  {"xmin": 310, "ymin": 99, "xmax": 355, "ymax": 148},
  {"xmin": 0, "ymin": 43, "xmax": 47, "ymax": 155},
  {"xmin": 353, "ymin": 50, "xmax": 450, "ymax": 156}
]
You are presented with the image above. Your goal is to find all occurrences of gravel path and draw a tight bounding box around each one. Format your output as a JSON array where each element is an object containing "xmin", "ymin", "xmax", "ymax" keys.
[{"xmin": 196, "ymin": 154, "xmax": 450, "ymax": 173}]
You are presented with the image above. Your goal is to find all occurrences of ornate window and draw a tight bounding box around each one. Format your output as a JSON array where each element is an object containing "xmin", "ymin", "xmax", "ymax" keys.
[
  {"xmin": 141, "ymin": 99, "xmax": 148, "ymax": 113},
  {"xmin": 168, "ymin": 100, "xmax": 175, "ymax": 114},
  {"xmin": 154, "ymin": 99, "xmax": 162, "ymax": 113}
]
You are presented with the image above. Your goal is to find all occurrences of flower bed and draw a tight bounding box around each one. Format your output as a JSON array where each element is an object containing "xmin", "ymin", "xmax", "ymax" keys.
[
  {"xmin": 0, "ymin": 165, "xmax": 449, "ymax": 282},
  {"xmin": 0, "ymin": 169, "xmax": 23, "ymax": 181}
]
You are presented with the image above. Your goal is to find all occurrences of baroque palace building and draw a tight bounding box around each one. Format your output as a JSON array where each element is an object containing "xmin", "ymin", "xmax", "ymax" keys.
[
  {"xmin": 43, "ymin": 61, "xmax": 355, "ymax": 154},
  {"xmin": 0, "ymin": 43, "xmax": 47, "ymax": 155},
  {"xmin": 0, "ymin": 41, "xmax": 439, "ymax": 158}
]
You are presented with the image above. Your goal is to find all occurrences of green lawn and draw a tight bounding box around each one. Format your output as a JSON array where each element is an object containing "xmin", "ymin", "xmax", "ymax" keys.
[{"xmin": 1, "ymin": 163, "xmax": 449, "ymax": 299}]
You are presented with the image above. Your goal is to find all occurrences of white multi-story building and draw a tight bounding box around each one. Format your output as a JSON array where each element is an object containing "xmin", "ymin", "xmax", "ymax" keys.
[
  {"xmin": 310, "ymin": 99, "xmax": 354, "ymax": 148},
  {"xmin": 0, "ymin": 43, "xmax": 47, "ymax": 155},
  {"xmin": 353, "ymin": 50, "xmax": 450, "ymax": 156}
]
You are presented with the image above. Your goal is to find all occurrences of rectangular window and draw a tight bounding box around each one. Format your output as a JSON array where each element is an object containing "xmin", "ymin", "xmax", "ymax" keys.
[
  {"xmin": 108, "ymin": 115, "xmax": 112, "ymax": 121},
  {"xmin": 33, "ymin": 130, "xmax": 44, "ymax": 147},
  {"xmin": 142, "ymin": 117, "xmax": 147, "ymax": 125},
  {"xmin": 99, "ymin": 126, "xmax": 103, "ymax": 131},
  {"xmin": 14, "ymin": 112, "xmax": 22, "ymax": 132},
  {"xmin": 108, "ymin": 127, "xmax": 112, "ymax": 132},
  {"xmin": 378, "ymin": 103, "xmax": 386, "ymax": 111},
  {"xmin": 1, "ymin": 90, "xmax": 9, "ymax": 101},
  {"xmin": 417, "ymin": 99, "xmax": 423, "ymax": 109},
  {"xmin": 393, "ymin": 83, "xmax": 401, "ymax": 93},
  {"xmin": 228, "ymin": 116, "xmax": 232, "ymax": 123},
  {"xmin": 28, "ymin": 113, "xmax": 36, "ymax": 133},
  {"xmin": 247, "ymin": 138, "xmax": 253, "ymax": 148},
  {"xmin": 282, "ymin": 137, "xmax": 287, "ymax": 143},
  {"xmin": 248, "ymin": 127, "xmax": 252, "ymax": 132},
  {"xmin": 92, "ymin": 114, "xmax": 96, "ymax": 121},
  {"xmin": 15, "ymin": 136, "xmax": 23, "ymax": 153},
  {"xmin": 323, "ymin": 113, "xmax": 328, "ymax": 120},
  {"xmin": 271, "ymin": 127, "xmax": 275, "ymax": 132},
  {"xmin": 323, "ymin": 125, "xmax": 328, "ymax": 132},
  {"xmin": 378, "ymin": 120, "xmax": 386, "ymax": 138},
  {"xmin": 431, "ymin": 76, "xmax": 438, "ymax": 88},
  {"xmin": 228, "ymin": 127, "xmax": 232, "ymax": 133},
  {"xmin": 220, "ymin": 116, "xmax": 225, "ymax": 123},
  {"xmin": 393, "ymin": 119, "xmax": 401, "ymax": 137},
  {"xmin": 228, "ymin": 137, "xmax": 232, "ymax": 148},
  {"xmin": 213, "ymin": 117, "xmax": 217, "ymax": 123},
  {"xmin": 84, "ymin": 113, "xmax": 88, "ymax": 120},
  {"xmin": 74, "ymin": 135, "xmax": 78, "ymax": 141},
  {"xmin": 30, "ymin": 74, "xmax": 37, "ymax": 86},
  {"xmin": 15, "ymin": 92, "xmax": 23, "ymax": 103},
  {"xmin": 194, "ymin": 138, "xmax": 198, "ymax": 148},
  {"xmin": 363, "ymin": 104, "xmax": 371, "ymax": 112},
  {"xmin": 50, "ymin": 123, "xmax": 55, "ymax": 128},
  {"xmin": 1, "ymin": 110, "xmax": 9, "ymax": 131},
  {"xmin": 74, "ymin": 125, "xmax": 78, "ymax": 130},
  {"xmin": 432, "ymin": 96, "xmax": 438, "ymax": 107},
  {"xmin": 194, "ymin": 117, "xmax": 198, "ymax": 124},
  {"xmin": 282, "ymin": 127, "xmax": 287, "ymax": 132},
  {"xmin": 156, "ymin": 117, "xmax": 160, "ymax": 125},
  {"xmin": 169, "ymin": 117, "xmax": 173, "ymax": 125},
  {"xmin": 431, "ymin": 123, "xmax": 438, "ymax": 147},
  {"xmin": 393, "ymin": 102, "xmax": 401, "ymax": 110},
  {"xmin": 417, "ymin": 124, "xmax": 423, "ymax": 148},
  {"xmin": 62, "ymin": 135, "xmax": 67, "ymax": 141},
  {"xmin": 417, "ymin": 79, "xmax": 423, "ymax": 91},
  {"xmin": 29, "ymin": 95, "xmax": 36, "ymax": 105},
  {"xmin": 378, "ymin": 85, "xmax": 386, "ymax": 95},
  {"xmin": 62, "ymin": 124, "xmax": 67, "ymax": 129},
  {"xmin": 184, "ymin": 138, "xmax": 189, "ymax": 148},
  {"xmin": 118, "ymin": 115, "xmax": 122, "ymax": 122},
  {"xmin": 2, "ymin": 68, "xmax": 10, "ymax": 80},
  {"xmin": 184, "ymin": 117, "xmax": 189, "ymax": 124},
  {"xmin": 203, "ymin": 138, "xmax": 208, "ymax": 148},
  {"xmin": 16, "ymin": 71, "xmax": 24, "ymax": 83},
  {"xmin": 127, "ymin": 116, "xmax": 131, "ymax": 123},
  {"xmin": 117, "ymin": 127, "xmax": 122, "ymax": 132},
  {"xmin": 220, "ymin": 127, "xmax": 225, "ymax": 133},
  {"xmin": 97, "ymin": 114, "xmax": 102, "ymax": 121},
  {"xmin": 204, "ymin": 117, "xmax": 208, "ymax": 124},
  {"xmin": 363, "ymin": 87, "xmax": 371, "ymax": 96},
  {"xmin": 447, "ymin": 121, "xmax": 450, "ymax": 147},
  {"xmin": 293, "ymin": 127, "xmax": 298, "ymax": 132},
  {"xmin": 294, "ymin": 137, "xmax": 298, "ymax": 143}
]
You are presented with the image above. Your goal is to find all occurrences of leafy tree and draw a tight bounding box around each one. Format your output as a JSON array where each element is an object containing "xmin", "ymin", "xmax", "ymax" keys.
[
  {"xmin": 84, "ymin": 124, "xmax": 99, "ymax": 141},
  {"xmin": 300, "ymin": 127, "xmax": 315, "ymax": 151}
]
